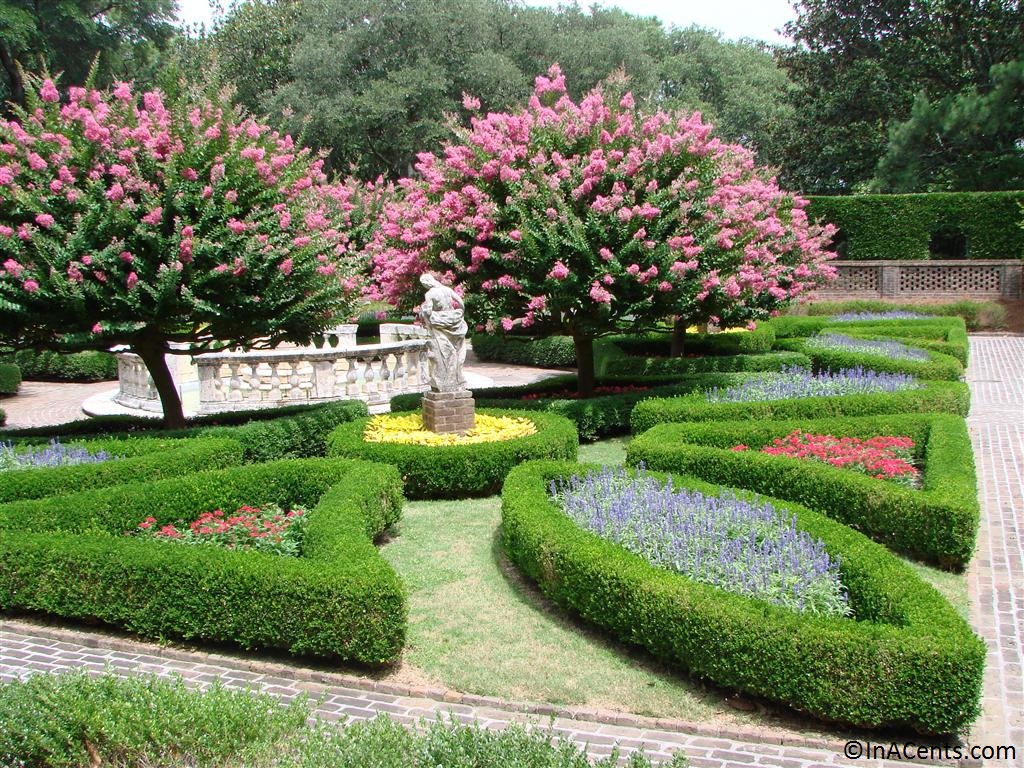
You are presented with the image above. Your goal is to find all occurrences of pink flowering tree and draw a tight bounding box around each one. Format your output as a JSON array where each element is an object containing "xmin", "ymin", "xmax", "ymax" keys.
[
  {"xmin": 369, "ymin": 65, "xmax": 837, "ymax": 397},
  {"xmin": 0, "ymin": 77, "xmax": 365, "ymax": 427}
]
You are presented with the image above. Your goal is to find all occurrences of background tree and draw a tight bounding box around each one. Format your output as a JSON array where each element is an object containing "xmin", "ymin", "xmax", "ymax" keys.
[
  {"xmin": 368, "ymin": 66, "xmax": 836, "ymax": 396},
  {"xmin": 0, "ymin": 0, "xmax": 176, "ymax": 112},
  {"xmin": 0, "ymin": 77, "xmax": 363, "ymax": 427}
]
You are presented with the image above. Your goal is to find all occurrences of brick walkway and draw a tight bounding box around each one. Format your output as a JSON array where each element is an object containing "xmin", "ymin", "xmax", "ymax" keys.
[
  {"xmin": 964, "ymin": 337, "xmax": 1024, "ymax": 751},
  {"xmin": 1, "ymin": 338, "xmax": 1022, "ymax": 766},
  {"xmin": 0, "ymin": 380, "xmax": 115, "ymax": 430}
]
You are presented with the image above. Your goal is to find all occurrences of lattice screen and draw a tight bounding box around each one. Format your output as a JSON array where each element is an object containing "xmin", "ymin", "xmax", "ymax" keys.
[
  {"xmin": 830, "ymin": 266, "xmax": 879, "ymax": 293},
  {"xmin": 898, "ymin": 265, "xmax": 1002, "ymax": 295}
]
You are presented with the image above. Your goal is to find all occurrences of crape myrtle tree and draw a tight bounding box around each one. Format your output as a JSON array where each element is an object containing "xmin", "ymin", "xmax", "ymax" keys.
[
  {"xmin": 0, "ymin": 76, "xmax": 365, "ymax": 427},
  {"xmin": 369, "ymin": 65, "xmax": 836, "ymax": 397}
]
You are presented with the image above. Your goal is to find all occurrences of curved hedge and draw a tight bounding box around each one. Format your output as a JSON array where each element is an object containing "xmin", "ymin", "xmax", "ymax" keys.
[
  {"xmin": 604, "ymin": 351, "xmax": 811, "ymax": 378},
  {"xmin": 801, "ymin": 299, "xmax": 1005, "ymax": 332},
  {"xmin": 631, "ymin": 380, "xmax": 970, "ymax": 434},
  {"xmin": 501, "ymin": 460, "xmax": 984, "ymax": 734},
  {"xmin": 390, "ymin": 374, "xmax": 758, "ymax": 442},
  {"xmin": 768, "ymin": 315, "xmax": 966, "ymax": 340},
  {"xmin": 627, "ymin": 414, "xmax": 977, "ymax": 567},
  {"xmin": 0, "ymin": 350, "xmax": 118, "ymax": 382},
  {"xmin": 470, "ymin": 333, "xmax": 576, "ymax": 367},
  {"xmin": 0, "ymin": 458, "xmax": 405, "ymax": 663},
  {"xmin": 775, "ymin": 338, "xmax": 964, "ymax": 381},
  {"xmin": 0, "ymin": 436, "xmax": 244, "ymax": 504},
  {"xmin": 0, "ymin": 364, "xmax": 20, "ymax": 395},
  {"xmin": 327, "ymin": 409, "xmax": 578, "ymax": 499}
]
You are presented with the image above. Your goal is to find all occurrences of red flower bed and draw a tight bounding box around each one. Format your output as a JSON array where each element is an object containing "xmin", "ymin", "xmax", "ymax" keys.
[
  {"xmin": 521, "ymin": 384, "xmax": 650, "ymax": 401},
  {"xmin": 134, "ymin": 504, "xmax": 307, "ymax": 556},
  {"xmin": 732, "ymin": 431, "xmax": 919, "ymax": 488}
]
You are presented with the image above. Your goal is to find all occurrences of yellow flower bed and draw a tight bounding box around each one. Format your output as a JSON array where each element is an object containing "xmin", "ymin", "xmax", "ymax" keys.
[{"xmin": 364, "ymin": 413, "xmax": 537, "ymax": 446}]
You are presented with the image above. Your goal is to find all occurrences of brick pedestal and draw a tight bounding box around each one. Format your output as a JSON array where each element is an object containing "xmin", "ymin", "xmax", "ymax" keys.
[{"xmin": 422, "ymin": 390, "xmax": 476, "ymax": 434}]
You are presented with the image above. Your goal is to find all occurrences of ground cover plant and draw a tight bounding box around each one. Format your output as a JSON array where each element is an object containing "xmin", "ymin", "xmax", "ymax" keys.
[
  {"xmin": 328, "ymin": 409, "xmax": 577, "ymax": 499},
  {"xmin": 135, "ymin": 503, "xmax": 308, "ymax": 557},
  {"xmin": 0, "ymin": 457, "xmax": 405, "ymax": 662},
  {"xmin": 0, "ymin": 672, "xmax": 689, "ymax": 768},
  {"xmin": 805, "ymin": 332, "xmax": 930, "ymax": 361},
  {"xmin": 776, "ymin": 334, "xmax": 964, "ymax": 381},
  {"xmin": 798, "ymin": 299, "xmax": 1006, "ymax": 331},
  {"xmin": 502, "ymin": 459, "xmax": 984, "ymax": 733},
  {"xmin": 0, "ymin": 438, "xmax": 111, "ymax": 471},
  {"xmin": 554, "ymin": 465, "xmax": 851, "ymax": 616},
  {"xmin": 628, "ymin": 414, "xmax": 977, "ymax": 567},
  {"xmin": 704, "ymin": 366, "xmax": 921, "ymax": 402}
]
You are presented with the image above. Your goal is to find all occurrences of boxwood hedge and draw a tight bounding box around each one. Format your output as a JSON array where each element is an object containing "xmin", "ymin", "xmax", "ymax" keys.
[
  {"xmin": 774, "ymin": 338, "xmax": 964, "ymax": 381},
  {"xmin": 501, "ymin": 460, "xmax": 984, "ymax": 734},
  {"xmin": 603, "ymin": 351, "xmax": 811, "ymax": 378},
  {"xmin": 0, "ymin": 436, "xmax": 244, "ymax": 504},
  {"xmin": 470, "ymin": 333, "xmax": 576, "ymax": 367},
  {"xmin": 327, "ymin": 409, "xmax": 578, "ymax": 499},
  {"xmin": 630, "ymin": 380, "xmax": 970, "ymax": 434},
  {"xmin": 800, "ymin": 299, "xmax": 1005, "ymax": 331},
  {"xmin": 607, "ymin": 325, "xmax": 777, "ymax": 357},
  {"xmin": 0, "ymin": 364, "xmax": 20, "ymax": 395},
  {"xmin": 0, "ymin": 458, "xmax": 405, "ymax": 663},
  {"xmin": 627, "ymin": 414, "xmax": 976, "ymax": 567},
  {"xmin": 0, "ymin": 350, "xmax": 118, "ymax": 382}
]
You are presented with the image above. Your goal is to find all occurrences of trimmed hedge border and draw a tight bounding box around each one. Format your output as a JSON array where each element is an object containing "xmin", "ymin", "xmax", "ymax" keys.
[
  {"xmin": 768, "ymin": 315, "xmax": 966, "ymax": 340},
  {"xmin": 774, "ymin": 338, "xmax": 964, "ymax": 381},
  {"xmin": 603, "ymin": 351, "xmax": 811, "ymax": 378},
  {"xmin": 627, "ymin": 414, "xmax": 977, "ymax": 567},
  {"xmin": 0, "ymin": 350, "xmax": 118, "ymax": 382},
  {"xmin": 390, "ymin": 374, "xmax": 758, "ymax": 442},
  {"xmin": 327, "ymin": 409, "xmax": 578, "ymax": 499},
  {"xmin": 800, "ymin": 299, "xmax": 1005, "ymax": 332},
  {"xmin": 501, "ymin": 460, "xmax": 984, "ymax": 734},
  {"xmin": 630, "ymin": 380, "xmax": 971, "ymax": 434},
  {"xmin": 0, "ymin": 458, "xmax": 406, "ymax": 663},
  {"xmin": 0, "ymin": 436, "xmax": 244, "ymax": 504},
  {"xmin": 470, "ymin": 333, "xmax": 577, "ymax": 367},
  {"xmin": 0, "ymin": 363, "xmax": 20, "ymax": 395},
  {"xmin": 2, "ymin": 400, "xmax": 368, "ymax": 463},
  {"xmin": 609, "ymin": 326, "xmax": 777, "ymax": 357}
]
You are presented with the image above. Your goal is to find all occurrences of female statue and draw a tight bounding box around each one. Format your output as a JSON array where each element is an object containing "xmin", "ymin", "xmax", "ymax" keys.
[{"xmin": 418, "ymin": 273, "xmax": 468, "ymax": 392}]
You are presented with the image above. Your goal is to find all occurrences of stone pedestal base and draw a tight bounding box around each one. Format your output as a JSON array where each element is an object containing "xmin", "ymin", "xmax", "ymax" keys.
[{"xmin": 423, "ymin": 390, "xmax": 475, "ymax": 435}]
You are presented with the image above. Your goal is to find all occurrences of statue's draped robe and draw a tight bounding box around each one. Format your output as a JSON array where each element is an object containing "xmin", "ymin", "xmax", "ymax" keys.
[{"xmin": 421, "ymin": 286, "xmax": 467, "ymax": 392}]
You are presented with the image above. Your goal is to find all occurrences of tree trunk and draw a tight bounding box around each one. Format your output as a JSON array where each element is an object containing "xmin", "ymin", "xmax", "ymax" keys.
[
  {"xmin": 134, "ymin": 341, "xmax": 187, "ymax": 429},
  {"xmin": 0, "ymin": 44, "xmax": 25, "ymax": 109},
  {"xmin": 670, "ymin": 316, "xmax": 686, "ymax": 357},
  {"xmin": 572, "ymin": 331, "xmax": 596, "ymax": 399}
]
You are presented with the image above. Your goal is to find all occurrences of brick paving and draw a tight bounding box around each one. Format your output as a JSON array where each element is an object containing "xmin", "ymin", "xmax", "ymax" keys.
[
  {"xmin": 0, "ymin": 379, "xmax": 115, "ymax": 429},
  {"xmin": 964, "ymin": 337, "xmax": 1024, "ymax": 752},
  {"xmin": 1, "ymin": 337, "xmax": 1022, "ymax": 766}
]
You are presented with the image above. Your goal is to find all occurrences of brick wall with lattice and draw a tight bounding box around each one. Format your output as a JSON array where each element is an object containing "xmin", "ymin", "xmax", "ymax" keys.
[{"xmin": 816, "ymin": 260, "xmax": 1022, "ymax": 300}]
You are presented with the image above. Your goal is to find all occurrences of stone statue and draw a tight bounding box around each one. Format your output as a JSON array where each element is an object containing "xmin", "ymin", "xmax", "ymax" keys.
[{"xmin": 418, "ymin": 273, "xmax": 468, "ymax": 392}]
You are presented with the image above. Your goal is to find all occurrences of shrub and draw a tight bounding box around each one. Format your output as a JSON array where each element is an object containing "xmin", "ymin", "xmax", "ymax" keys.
[
  {"xmin": 0, "ymin": 363, "xmax": 20, "ymax": 395},
  {"xmin": 0, "ymin": 436, "xmax": 243, "ymax": 503},
  {"xmin": 0, "ymin": 458, "xmax": 405, "ymax": 662},
  {"xmin": 469, "ymin": 333, "xmax": 577, "ymax": 368},
  {"xmin": 0, "ymin": 672, "xmax": 688, "ymax": 768},
  {"xmin": 608, "ymin": 325, "xmax": 776, "ymax": 357},
  {"xmin": 604, "ymin": 351, "xmax": 811, "ymax": 378},
  {"xmin": 390, "ymin": 374, "xmax": 757, "ymax": 442},
  {"xmin": 806, "ymin": 191, "xmax": 1024, "ymax": 260},
  {"xmin": 627, "ymin": 414, "xmax": 977, "ymax": 567},
  {"xmin": 801, "ymin": 298, "xmax": 1007, "ymax": 331},
  {"xmin": 502, "ymin": 460, "xmax": 984, "ymax": 734},
  {"xmin": 630, "ymin": 380, "xmax": 970, "ymax": 434},
  {"xmin": 775, "ymin": 336, "xmax": 964, "ymax": 381},
  {"xmin": 1, "ymin": 400, "xmax": 368, "ymax": 462},
  {"xmin": 0, "ymin": 350, "xmax": 118, "ymax": 381},
  {"xmin": 327, "ymin": 409, "xmax": 578, "ymax": 499}
]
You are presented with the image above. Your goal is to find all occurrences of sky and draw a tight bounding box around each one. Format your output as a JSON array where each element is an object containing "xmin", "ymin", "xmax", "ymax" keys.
[{"xmin": 175, "ymin": 0, "xmax": 798, "ymax": 45}]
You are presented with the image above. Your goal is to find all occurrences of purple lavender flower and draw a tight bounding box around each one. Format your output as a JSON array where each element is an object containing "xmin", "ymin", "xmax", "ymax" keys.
[
  {"xmin": 0, "ymin": 439, "xmax": 112, "ymax": 471},
  {"xmin": 552, "ymin": 465, "xmax": 852, "ymax": 617},
  {"xmin": 830, "ymin": 310, "xmax": 936, "ymax": 322},
  {"xmin": 807, "ymin": 333, "xmax": 931, "ymax": 361},
  {"xmin": 705, "ymin": 366, "xmax": 921, "ymax": 403}
]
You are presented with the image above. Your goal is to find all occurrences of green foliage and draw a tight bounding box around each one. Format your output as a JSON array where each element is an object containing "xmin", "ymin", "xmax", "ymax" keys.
[
  {"xmin": 0, "ymin": 672, "xmax": 687, "ymax": 768},
  {"xmin": 327, "ymin": 410, "xmax": 578, "ymax": 499},
  {"xmin": 806, "ymin": 191, "xmax": 1024, "ymax": 261},
  {"xmin": 0, "ymin": 436, "xmax": 243, "ymax": 503},
  {"xmin": 800, "ymin": 299, "xmax": 1007, "ymax": 331},
  {"xmin": 768, "ymin": 315, "xmax": 965, "ymax": 339},
  {"xmin": 0, "ymin": 363, "xmax": 19, "ymax": 394},
  {"xmin": 1, "ymin": 400, "xmax": 368, "ymax": 463},
  {"xmin": 0, "ymin": 350, "xmax": 118, "ymax": 381},
  {"xmin": 630, "ymin": 380, "xmax": 971, "ymax": 434},
  {"xmin": 627, "ymin": 414, "xmax": 978, "ymax": 567},
  {"xmin": 608, "ymin": 325, "xmax": 777, "ymax": 356},
  {"xmin": 604, "ymin": 351, "xmax": 810, "ymax": 378},
  {"xmin": 501, "ymin": 460, "xmax": 984, "ymax": 733},
  {"xmin": 470, "ymin": 333, "xmax": 577, "ymax": 367},
  {"xmin": 0, "ymin": 458, "xmax": 406, "ymax": 662},
  {"xmin": 775, "ymin": 338, "xmax": 964, "ymax": 381}
]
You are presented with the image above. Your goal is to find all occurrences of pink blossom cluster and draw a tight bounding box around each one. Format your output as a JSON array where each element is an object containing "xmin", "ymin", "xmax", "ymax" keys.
[
  {"xmin": 0, "ymin": 77, "xmax": 366, "ymax": 340},
  {"xmin": 367, "ymin": 63, "xmax": 836, "ymax": 334},
  {"xmin": 135, "ymin": 504, "xmax": 307, "ymax": 557},
  {"xmin": 732, "ymin": 431, "xmax": 920, "ymax": 487}
]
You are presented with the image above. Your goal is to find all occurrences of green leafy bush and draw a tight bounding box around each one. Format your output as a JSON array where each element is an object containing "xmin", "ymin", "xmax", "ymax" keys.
[
  {"xmin": 0, "ymin": 672, "xmax": 687, "ymax": 768},
  {"xmin": 2, "ymin": 400, "xmax": 368, "ymax": 462},
  {"xmin": 806, "ymin": 191, "xmax": 1024, "ymax": 260},
  {"xmin": 470, "ymin": 333, "xmax": 577, "ymax": 367},
  {"xmin": 0, "ymin": 350, "xmax": 118, "ymax": 382},
  {"xmin": 799, "ymin": 299, "xmax": 1006, "ymax": 331},
  {"xmin": 774, "ymin": 337, "xmax": 964, "ymax": 381},
  {"xmin": 604, "ymin": 351, "xmax": 810, "ymax": 378},
  {"xmin": 0, "ymin": 364, "xmax": 20, "ymax": 395},
  {"xmin": 327, "ymin": 409, "xmax": 578, "ymax": 499},
  {"xmin": 609, "ymin": 326, "xmax": 776, "ymax": 357},
  {"xmin": 0, "ymin": 436, "xmax": 243, "ymax": 503},
  {"xmin": 502, "ymin": 460, "xmax": 983, "ymax": 734},
  {"xmin": 0, "ymin": 458, "xmax": 405, "ymax": 662},
  {"xmin": 627, "ymin": 414, "xmax": 977, "ymax": 567},
  {"xmin": 630, "ymin": 380, "xmax": 970, "ymax": 434}
]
